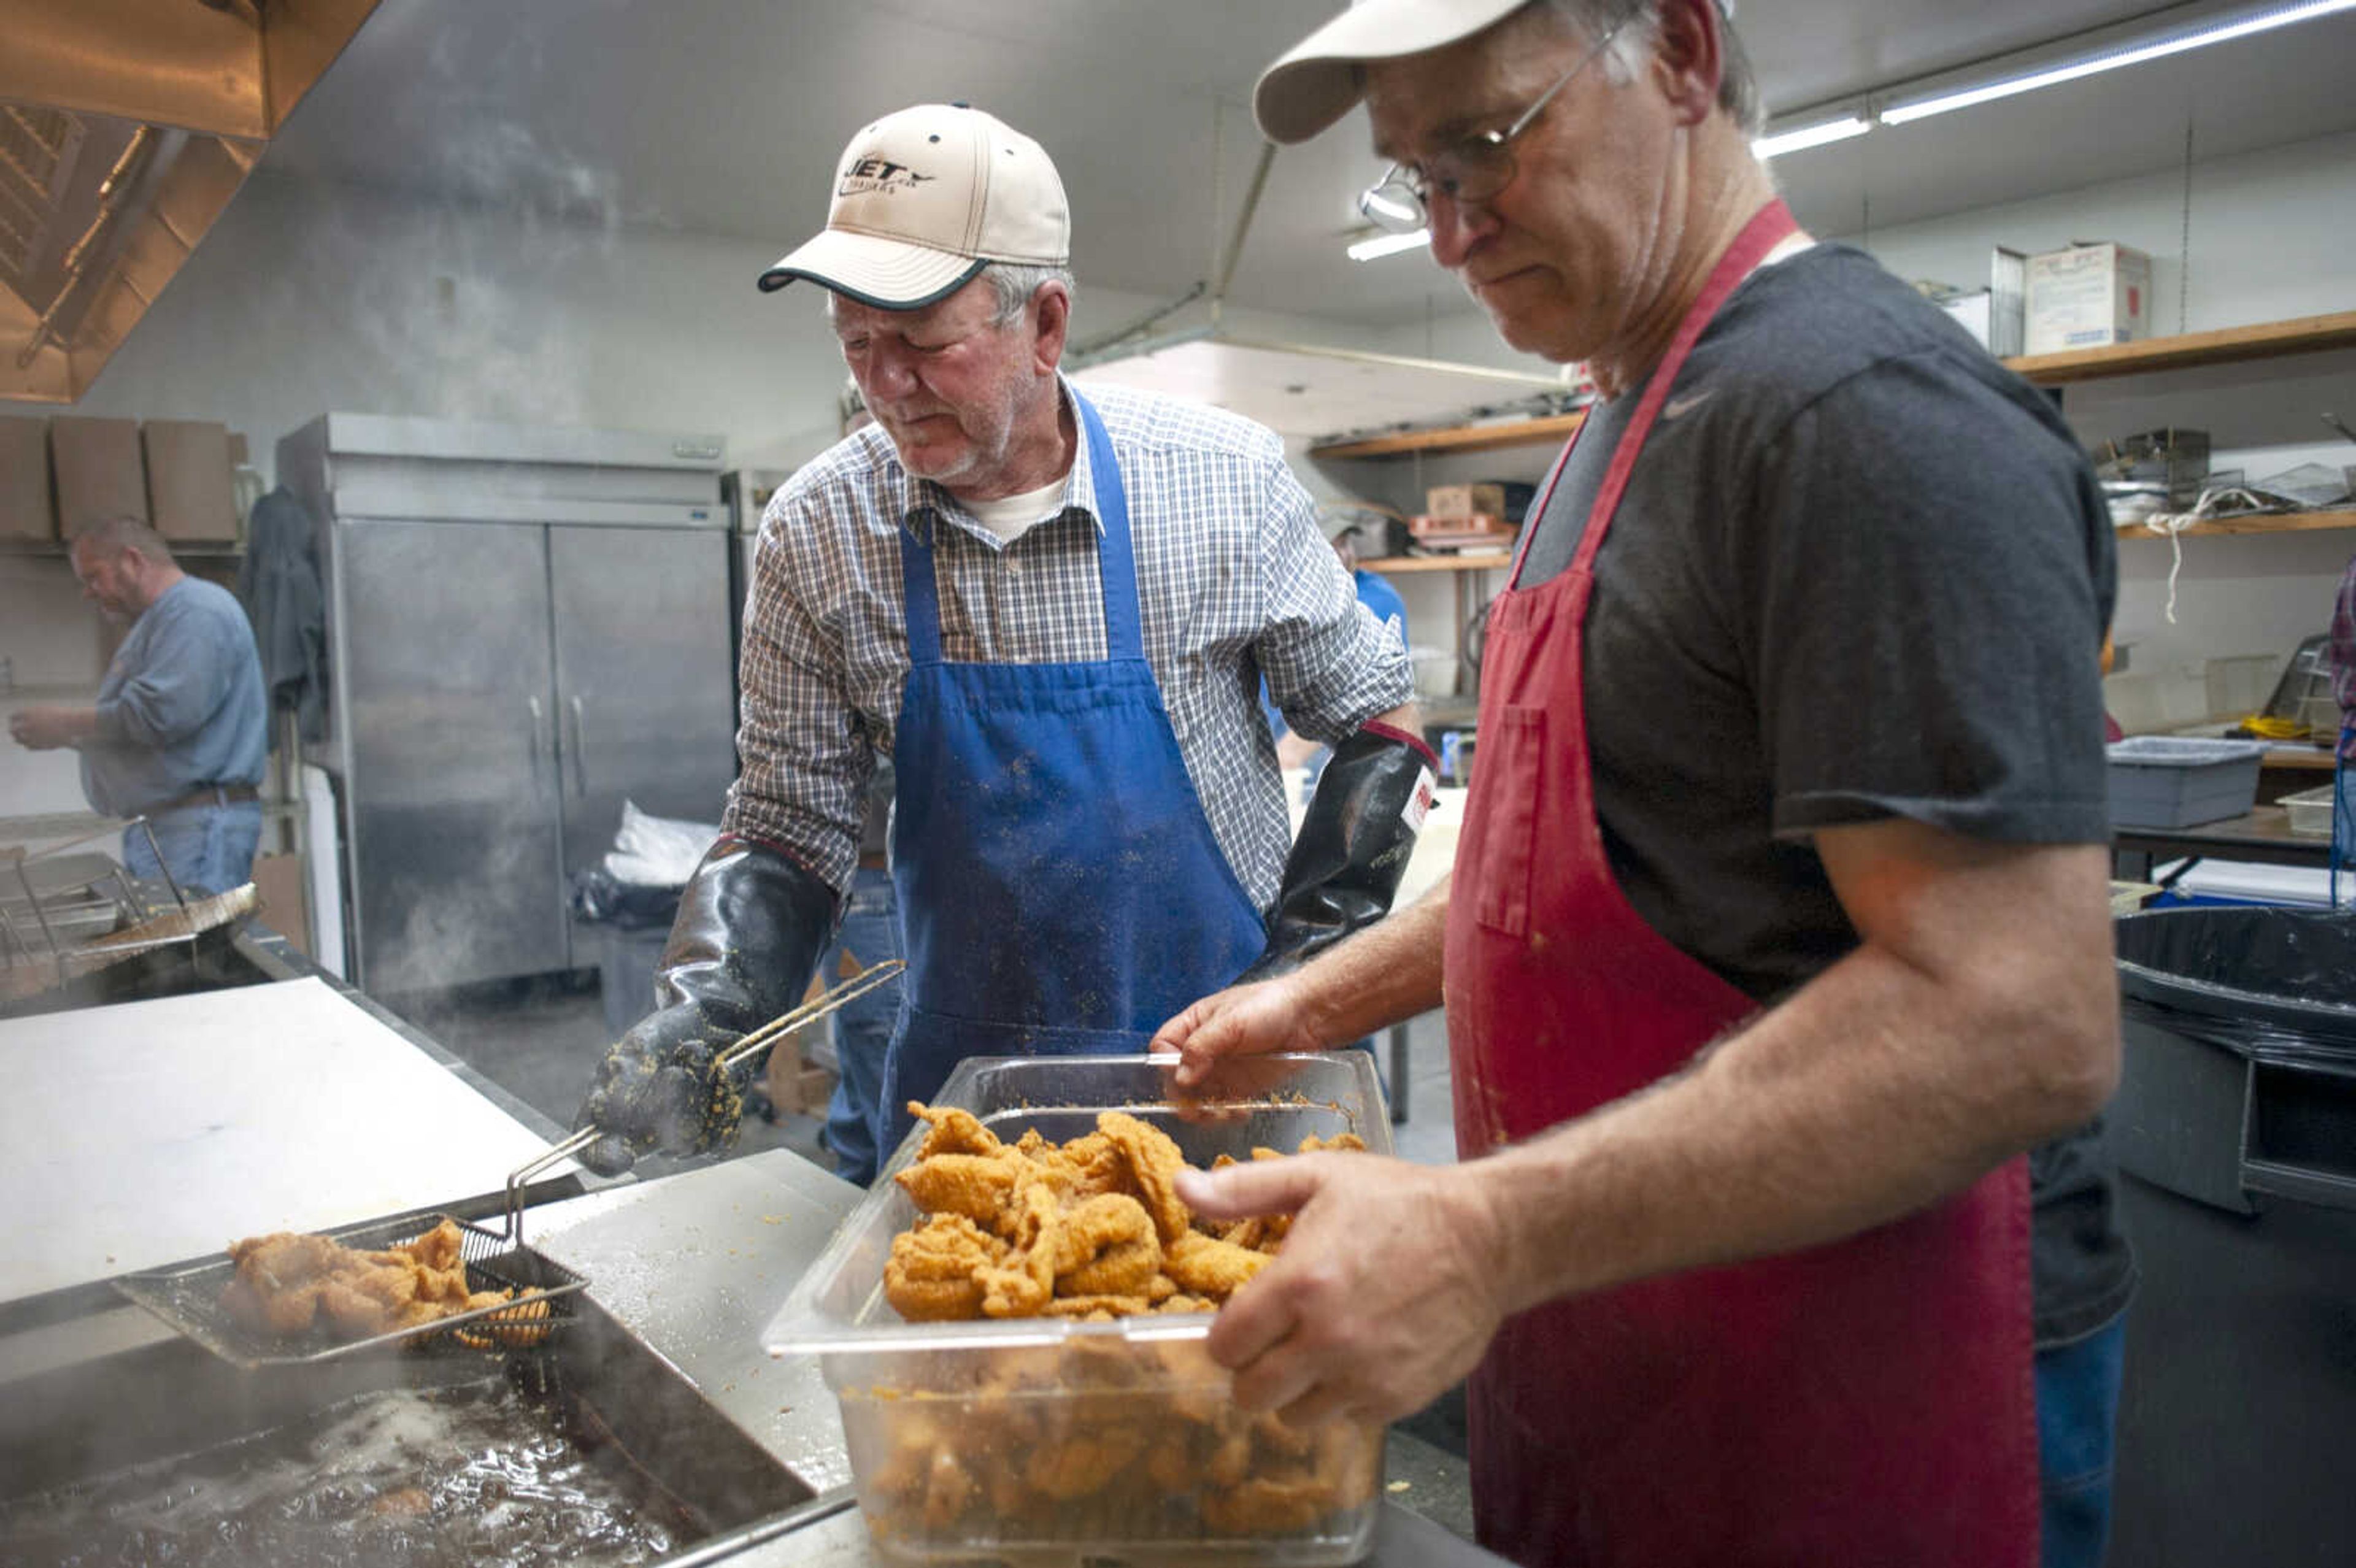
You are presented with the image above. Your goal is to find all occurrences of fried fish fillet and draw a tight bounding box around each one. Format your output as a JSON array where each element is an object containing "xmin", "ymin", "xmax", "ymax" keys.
[{"xmin": 221, "ymin": 1219, "xmax": 510, "ymax": 1342}]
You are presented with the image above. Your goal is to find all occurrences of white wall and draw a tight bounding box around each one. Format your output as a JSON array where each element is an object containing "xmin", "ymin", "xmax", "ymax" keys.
[
  {"xmin": 1321, "ymin": 126, "xmax": 2356, "ymax": 728},
  {"xmin": 66, "ymin": 171, "xmax": 857, "ymax": 480},
  {"xmin": 64, "ymin": 169, "xmax": 1396, "ymax": 485},
  {"xmin": 15, "ymin": 119, "xmax": 2350, "ymax": 769},
  {"xmin": 1838, "ymin": 128, "xmax": 2356, "ymax": 728}
]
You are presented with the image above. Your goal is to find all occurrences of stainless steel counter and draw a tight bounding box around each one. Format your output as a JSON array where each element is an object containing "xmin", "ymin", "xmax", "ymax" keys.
[
  {"xmin": 526, "ymin": 1148, "xmax": 864, "ymax": 1492},
  {"xmin": 0, "ymin": 922, "xmax": 1502, "ymax": 1567}
]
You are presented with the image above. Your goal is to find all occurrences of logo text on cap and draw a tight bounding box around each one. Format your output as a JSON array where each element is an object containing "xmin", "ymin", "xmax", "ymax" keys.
[{"xmin": 839, "ymin": 158, "xmax": 935, "ymax": 198}]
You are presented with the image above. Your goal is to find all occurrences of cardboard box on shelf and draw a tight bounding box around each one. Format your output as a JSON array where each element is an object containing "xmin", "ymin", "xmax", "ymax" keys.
[
  {"xmin": 1426, "ymin": 482, "xmax": 1507, "ymax": 520},
  {"xmin": 0, "ymin": 415, "xmax": 55, "ymax": 540},
  {"xmin": 1933, "ymin": 247, "xmax": 2027, "ymax": 358},
  {"xmin": 2026, "ymin": 242, "xmax": 2152, "ymax": 355},
  {"xmin": 50, "ymin": 416, "xmax": 148, "ymax": 533},
  {"xmin": 142, "ymin": 420, "xmax": 239, "ymax": 543}
]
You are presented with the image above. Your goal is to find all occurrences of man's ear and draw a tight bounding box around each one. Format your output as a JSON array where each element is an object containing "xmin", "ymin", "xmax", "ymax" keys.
[
  {"xmin": 1031, "ymin": 282, "xmax": 1071, "ymax": 377},
  {"xmin": 1648, "ymin": 0, "xmax": 1725, "ymax": 128}
]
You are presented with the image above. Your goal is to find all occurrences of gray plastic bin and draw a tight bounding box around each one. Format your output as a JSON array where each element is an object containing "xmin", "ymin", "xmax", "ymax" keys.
[{"xmin": 2105, "ymin": 736, "xmax": 2268, "ymax": 828}]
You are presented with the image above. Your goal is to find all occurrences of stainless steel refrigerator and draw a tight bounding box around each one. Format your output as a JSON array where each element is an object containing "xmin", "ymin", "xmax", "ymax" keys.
[{"xmin": 280, "ymin": 414, "xmax": 736, "ymax": 995}]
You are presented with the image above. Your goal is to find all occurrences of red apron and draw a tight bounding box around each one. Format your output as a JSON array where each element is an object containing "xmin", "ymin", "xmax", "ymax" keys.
[{"xmin": 1442, "ymin": 199, "xmax": 2039, "ymax": 1568}]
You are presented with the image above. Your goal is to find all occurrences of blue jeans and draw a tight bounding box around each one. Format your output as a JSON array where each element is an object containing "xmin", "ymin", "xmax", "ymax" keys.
[
  {"xmin": 823, "ymin": 865, "xmax": 904, "ymax": 1186},
  {"xmin": 2037, "ymin": 1316, "xmax": 2127, "ymax": 1568},
  {"xmin": 123, "ymin": 799, "xmax": 263, "ymax": 897},
  {"xmin": 2333, "ymin": 758, "xmax": 2355, "ymax": 870}
]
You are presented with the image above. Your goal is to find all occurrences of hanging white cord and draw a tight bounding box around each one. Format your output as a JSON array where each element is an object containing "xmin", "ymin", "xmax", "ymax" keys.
[{"xmin": 2134, "ymin": 509, "xmax": 2204, "ymax": 625}]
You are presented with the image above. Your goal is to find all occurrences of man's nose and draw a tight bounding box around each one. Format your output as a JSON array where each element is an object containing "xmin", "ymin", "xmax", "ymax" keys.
[
  {"xmin": 865, "ymin": 344, "xmax": 918, "ymax": 399},
  {"xmin": 1423, "ymin": 188, "xmax": 1496, "ymax": 272}
]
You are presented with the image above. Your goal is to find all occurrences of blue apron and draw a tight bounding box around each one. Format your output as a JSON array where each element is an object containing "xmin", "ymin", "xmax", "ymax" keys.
[{"xmin": 876, "ymin": 392, "xmax": 1268, "ymax": 1158}]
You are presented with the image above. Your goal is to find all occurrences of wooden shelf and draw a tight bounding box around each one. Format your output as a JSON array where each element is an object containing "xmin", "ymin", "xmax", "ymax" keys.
[
  {"xmin": 2115, "ymin": 509, "xmax": 2356, "ymax": 540},
  {"xmin": 2008, "ymin": 309, "xmax": 2356, "ymax": 386},
  {"xmin": 1311, "ymin": 410, "xmax": 1585, "ymax": 461},
  {"xmin": 0, "ymin": 537, "xmax": 242, "ymax": 558},
  {"xmin": 1363, "ymin": 551, "xmax": 1515, "ymax": 575},
  {"xmin": 1305, "ymin": 311, "xmax": 2355, "ymax": 456}
]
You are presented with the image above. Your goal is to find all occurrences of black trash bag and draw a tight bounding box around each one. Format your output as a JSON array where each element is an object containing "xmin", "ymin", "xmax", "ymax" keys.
[
  {"xmin": 2114, "ymin": 906, "xmax": 2356, "ymax": 1070},
  {"xmin": 569, "ymin": 866, "xmax": 684, "ymax": 931}
]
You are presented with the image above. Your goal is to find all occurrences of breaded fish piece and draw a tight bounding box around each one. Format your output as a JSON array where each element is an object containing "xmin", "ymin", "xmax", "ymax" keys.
[
  {"xmin": 1098, "ymin": 1111, "xmax": 1190, "ymax": 1244},
  {"xmin": 221, "ymin": 1219, "xmax": 501, "ymax": 1342},
  {"xmin": 885, "ymin": 1215, "xmax": 1006, "ymax": 1321},
  {"xmin": 895, "ymin": 1150, "xmax": 1026, "ymax": 1231},
  {"xmin": 1164, "ymin": 1232, "xmax": 1271, "ymax": 1301},
  {"xmin": 912, "ymin": 1103, "xmax": 1003, "ymax": 1159}
]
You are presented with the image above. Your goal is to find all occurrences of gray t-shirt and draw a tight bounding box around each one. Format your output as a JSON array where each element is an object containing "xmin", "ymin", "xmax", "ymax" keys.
[
  {"xmin": 1520, "ymin": 242, "xmax": 2115, "ymax": 1001},
  {"xmin": 1515, "ymin": 243, "xmax": 2129, "ymax": 1343}
]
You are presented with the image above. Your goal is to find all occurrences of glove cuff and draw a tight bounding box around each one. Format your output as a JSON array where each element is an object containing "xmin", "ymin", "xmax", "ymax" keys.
[
  {"xmin": 656, "ymin": 834, "xmax": 841, "ymax": 1035},
  {"xmin": 1245, "ymin": 723, "xmax": 1436, "ymax": 980}
]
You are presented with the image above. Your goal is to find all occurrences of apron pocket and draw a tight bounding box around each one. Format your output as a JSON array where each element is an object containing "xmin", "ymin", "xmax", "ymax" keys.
[{"xmin": 1472, "ymin": 704, "xmax": 1546, "ymax": 937}]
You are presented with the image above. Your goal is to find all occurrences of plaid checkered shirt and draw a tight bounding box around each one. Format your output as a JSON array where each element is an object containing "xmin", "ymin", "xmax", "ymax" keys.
[{"xmin": 726, "ymin": 378, "xmax": 1415, "ymax": 906}]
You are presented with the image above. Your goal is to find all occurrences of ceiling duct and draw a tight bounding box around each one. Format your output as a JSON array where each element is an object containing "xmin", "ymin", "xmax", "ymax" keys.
[{"xmin": 0, "ymin": 0, "xmax": 382, "ymax": 404}]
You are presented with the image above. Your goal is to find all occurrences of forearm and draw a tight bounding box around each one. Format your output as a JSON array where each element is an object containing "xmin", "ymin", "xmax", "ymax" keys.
[
  {"xmin": 1292, "ymin": 875, "xmax": 1449, "ymax": 1044},
  {"xmin": 1469, "ymin": 840, "xmax": 2118, "ymax": 1316},
  {"xmin": 44, "ymin": 707, "xmax": 101, "ymax": 744}
]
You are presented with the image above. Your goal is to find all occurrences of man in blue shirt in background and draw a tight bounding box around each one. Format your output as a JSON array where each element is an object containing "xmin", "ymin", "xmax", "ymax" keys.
[
  {"xmin": 1271, "ymin": 510, "xmax": 1409, "ymax": 775},
  {"xmin": 9, "ymin": 515, "xmax": 268, "ymax": 895}
]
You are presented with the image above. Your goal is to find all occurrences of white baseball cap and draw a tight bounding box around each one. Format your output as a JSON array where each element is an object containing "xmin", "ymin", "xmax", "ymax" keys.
[
  {"xmin": 758, "ymin": 102, "xmax": 1069, "ymax": 309},
  {"xmin": 1254, "ymin": 0, "xmax": 1733, "ymax": 145}
]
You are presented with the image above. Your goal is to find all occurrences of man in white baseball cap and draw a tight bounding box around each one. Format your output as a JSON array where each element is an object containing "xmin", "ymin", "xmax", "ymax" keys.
[
  {"xmin": 578, "ymin": 102, "xmax": 1434, "ymax": 1189},
  {"xmin": 1155, "ymin": 6, "xmax": 2131, "ymax": 1567},
  {"xmin": 756, "ymin": 101, "xmax": 1070, "ymax": 310}
]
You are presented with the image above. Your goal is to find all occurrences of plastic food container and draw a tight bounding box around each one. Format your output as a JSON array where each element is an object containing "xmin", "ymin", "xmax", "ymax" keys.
[
  {"xmin": 2279, "ymin": 784, "xmax": 2338, "ymax": 839},
  {"xmin": 2106, "ymin": 737, "xmax": 2269, "ymax": 829},
  {"xmin": 764, "ymin": 1053, "xmax": 1392, "ymax": 1566}
]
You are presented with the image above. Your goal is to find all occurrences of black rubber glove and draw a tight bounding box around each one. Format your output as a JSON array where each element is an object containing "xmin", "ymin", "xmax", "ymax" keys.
[
  {"xmin": 1239, "ymin": 721, "xmax": 1438, "ymax": 983},
  {"xmin": 573, "ymin": 835, "xmax": 839, "ymax": 1175}
]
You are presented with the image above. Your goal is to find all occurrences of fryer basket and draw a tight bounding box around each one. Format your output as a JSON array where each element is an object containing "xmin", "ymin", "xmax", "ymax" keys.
[{"xmin": 114, "ymin": 1208, "xmax": 588, "ymax": 1370}]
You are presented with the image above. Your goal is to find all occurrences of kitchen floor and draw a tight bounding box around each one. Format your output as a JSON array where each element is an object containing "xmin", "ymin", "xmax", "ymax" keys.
[{"xmin": 383, "ymin": 975, "xmax": 1478, "ymax": 1543}]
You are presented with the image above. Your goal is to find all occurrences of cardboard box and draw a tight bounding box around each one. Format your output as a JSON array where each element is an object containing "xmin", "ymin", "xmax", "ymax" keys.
[
  {"xmin": 1934, "ymin": 247, "xmax": 2028, "ymax": 358},
  {"xmin": 2026, "ymin": 242, "xmax": 2152, "ymax": 355},
  {"xmin": 142, "ymin": 420, "xmax": 239, "ymax": 542},
  {"xmin": 250, "ymin": 850, "xmax": 312, "ymax": 958},
  {"xmin": 1426, "ymin": 482, "xmax": 1507, "ymax": 520},
  {"xmin": 0, "ymin": 415, "xmax": 55, "ymax": 540},
  {"xmin": 50, "ymin": 415, "xmax": 148, "ymax": 534}
]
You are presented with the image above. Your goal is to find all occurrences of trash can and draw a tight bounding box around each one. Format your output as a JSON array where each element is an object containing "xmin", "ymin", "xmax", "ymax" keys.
[
  {"xmin": 571, "ymin": 867, "xmax": 682, "ymax": 1041},
  {"xmin": 2106, "ymin": 907, "xmax": 2356, "ymax": 1568}
]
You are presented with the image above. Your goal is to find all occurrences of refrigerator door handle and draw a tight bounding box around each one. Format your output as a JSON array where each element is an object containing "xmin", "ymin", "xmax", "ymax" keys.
[
  {"xmin": 569, "ymin": 694, "xmax": 590, "ymax": 795},
  {"xmin": 527, "ymin": 694, "xmax": 547, "ymax": 779}
]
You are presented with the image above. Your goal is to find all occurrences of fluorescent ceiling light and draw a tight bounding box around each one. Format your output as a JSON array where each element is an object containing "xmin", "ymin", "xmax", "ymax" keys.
[
  {"xmin": 1347, "ymin": 229, "xmax": 1430, "ymax": 262},
  {"xmin": 1750, "ymin": 115, "xmax": 1872, "ymax": 159},
  {"xmin": 1882, "ymin": 0, "xmax": 2356, "ymax": 125}
]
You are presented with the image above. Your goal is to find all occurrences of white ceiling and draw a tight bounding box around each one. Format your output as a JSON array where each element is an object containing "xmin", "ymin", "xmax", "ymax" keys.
[{"xmin": 258, "ymin": 0, "xmax": 2356, "ymax": 326}]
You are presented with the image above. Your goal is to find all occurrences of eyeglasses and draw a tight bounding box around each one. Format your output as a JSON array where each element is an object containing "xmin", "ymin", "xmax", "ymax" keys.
[{"xmin": 1357, "ymin": 18, "xmax": 1629, "ymax": 234}]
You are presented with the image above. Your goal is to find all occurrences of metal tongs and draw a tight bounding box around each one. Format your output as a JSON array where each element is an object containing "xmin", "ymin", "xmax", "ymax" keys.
[{"xmin": 498, "ymin": 959, "xmax": 909, "ymax": 1240}]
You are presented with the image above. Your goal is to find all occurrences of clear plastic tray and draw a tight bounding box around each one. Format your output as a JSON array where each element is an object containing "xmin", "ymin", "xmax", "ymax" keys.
[
  {"xmin": 764, "ymin": 1053, "xmax": 1392, "ymax": 1566},
  {"xmin": 2280, "ymin": 783, "xmax": 2337, "ymax": 838}
]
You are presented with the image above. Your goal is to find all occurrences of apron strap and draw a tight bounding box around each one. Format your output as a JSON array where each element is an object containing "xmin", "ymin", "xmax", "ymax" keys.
[
  {"xmin": 899, "ymin": 508, "xmax": 946, "ymax": 667},
  {"xmin": 1075, "ymin": 393, "xmax": 1145, "ymax": 663}
]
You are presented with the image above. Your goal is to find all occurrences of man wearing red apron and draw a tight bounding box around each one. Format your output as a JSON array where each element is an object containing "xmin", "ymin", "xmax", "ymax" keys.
[{"xmin": 1161, "ymin": 4, "xmax": 2125, "ymax": 1566}]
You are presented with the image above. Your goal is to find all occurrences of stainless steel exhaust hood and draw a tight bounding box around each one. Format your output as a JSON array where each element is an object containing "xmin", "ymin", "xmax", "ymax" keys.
[{"xmin": 0, "ymin": 0, "xmax": 382, "ymax": 404}]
